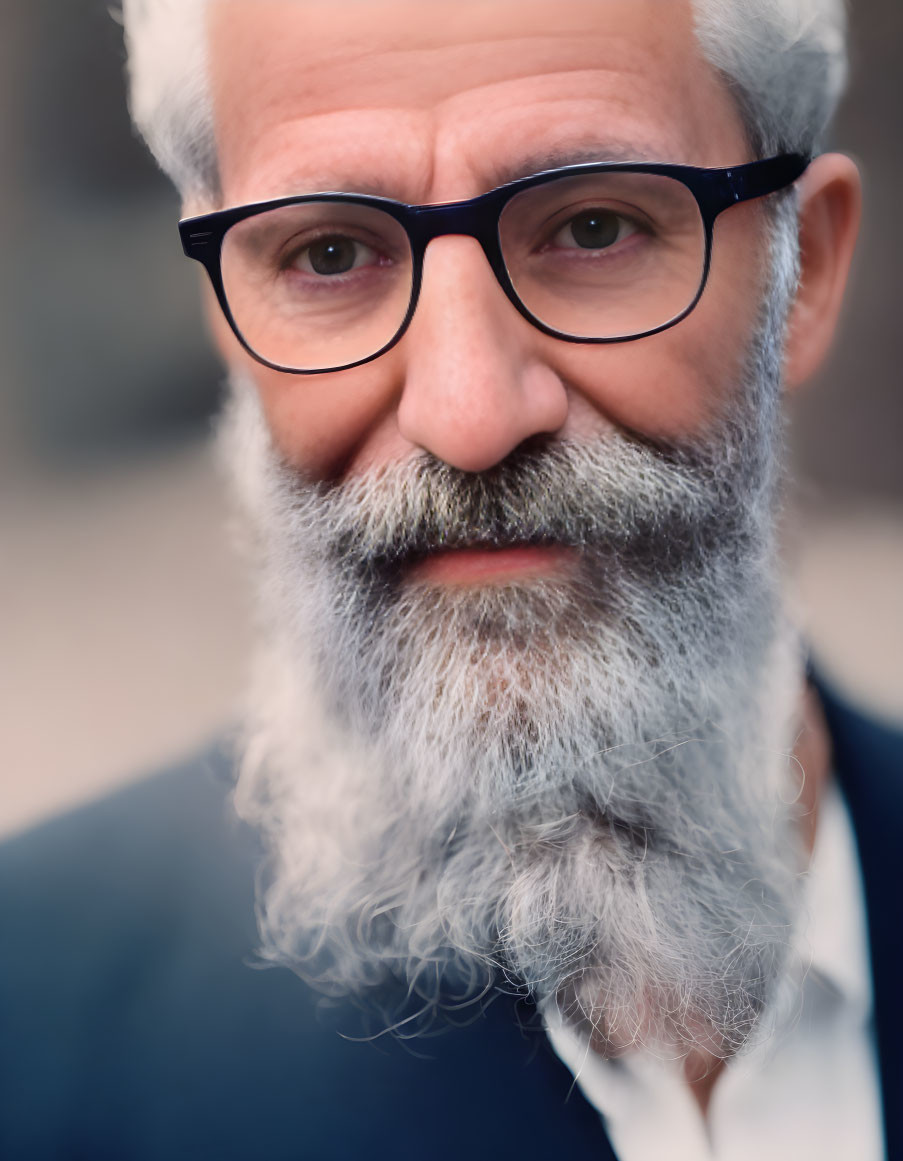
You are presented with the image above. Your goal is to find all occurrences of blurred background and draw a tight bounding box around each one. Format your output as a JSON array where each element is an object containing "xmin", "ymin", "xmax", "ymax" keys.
[{"xmin": 2, "ymin": 0, "xmax": 901, "ymax": 838}]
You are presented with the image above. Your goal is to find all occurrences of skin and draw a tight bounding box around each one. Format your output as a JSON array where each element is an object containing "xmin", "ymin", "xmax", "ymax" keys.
[{"xmin": 204, "ymin": 0, "xmax": 861, "ymax": 1114}]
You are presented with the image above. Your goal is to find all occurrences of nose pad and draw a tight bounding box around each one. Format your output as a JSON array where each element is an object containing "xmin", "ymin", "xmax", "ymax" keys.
[{"xmin": 395, "ymin": 235, "xmax": 568, "ymax": 472}]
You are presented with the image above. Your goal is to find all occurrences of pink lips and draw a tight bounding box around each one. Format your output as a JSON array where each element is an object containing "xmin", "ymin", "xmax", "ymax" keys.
[{"xmin": 406, "ymin": 544, "xmax": 576, "ymax": 585}]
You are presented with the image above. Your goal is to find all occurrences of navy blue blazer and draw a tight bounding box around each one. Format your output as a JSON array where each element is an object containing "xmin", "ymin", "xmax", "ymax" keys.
[{"xmin": 0, "ymin": 682, "xmax": 900, "ymax": 1160}]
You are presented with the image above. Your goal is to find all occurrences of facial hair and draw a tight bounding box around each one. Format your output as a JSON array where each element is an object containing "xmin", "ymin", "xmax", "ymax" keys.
[{"xmin": 226, "ymin": 203, "xmax": 806, "ymax": 1059}]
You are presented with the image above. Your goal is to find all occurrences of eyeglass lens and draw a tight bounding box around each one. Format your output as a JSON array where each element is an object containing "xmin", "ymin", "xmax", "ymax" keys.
[{"xmin": 220, "ymin": 171, "xmax": 707, "ymax": 372}]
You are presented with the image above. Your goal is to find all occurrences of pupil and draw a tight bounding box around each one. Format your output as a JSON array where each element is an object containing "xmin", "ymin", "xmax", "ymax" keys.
[
  {"xmin": 570, "ymin": 211, "xmax": 619, "ymax": 249},
  {"xmin": 309, "ymin": 235, "xmax": 356, "ymax": 275}
]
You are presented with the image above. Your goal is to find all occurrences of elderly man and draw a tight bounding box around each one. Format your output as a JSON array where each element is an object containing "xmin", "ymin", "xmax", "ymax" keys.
[{"xmin": 2, "ymin": 1, "xmax": 900, "ymax": 1159}]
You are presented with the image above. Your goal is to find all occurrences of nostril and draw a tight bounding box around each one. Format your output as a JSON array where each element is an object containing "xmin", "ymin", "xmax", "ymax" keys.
[{"xmin": 513, "ymin": 432, "xmax": 562, "ymax": 459}]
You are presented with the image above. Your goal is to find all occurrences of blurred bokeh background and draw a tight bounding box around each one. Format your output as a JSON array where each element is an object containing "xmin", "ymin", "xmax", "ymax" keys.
[{"xmin": 2, "ymin": 0, "xmax": 901, "ymax": 838}]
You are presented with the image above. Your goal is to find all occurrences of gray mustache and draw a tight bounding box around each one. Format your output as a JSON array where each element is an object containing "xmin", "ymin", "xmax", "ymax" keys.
[{"xmin": 287, "ymin": 437, "xmax": 760, "ymax": 581}]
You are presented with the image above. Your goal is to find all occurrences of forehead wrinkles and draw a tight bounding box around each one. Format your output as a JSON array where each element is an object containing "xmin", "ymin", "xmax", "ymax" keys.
[
  {"xmin": 217, "ymin": 34, "xmax": 685, "ymax": 119},
  {"xmin": 209, "ymin": 0, "xmax": 698, "ymax": 115},
  {"xmin": 208, "ymin": 0, "xmax": 720, "ymax": 198}
]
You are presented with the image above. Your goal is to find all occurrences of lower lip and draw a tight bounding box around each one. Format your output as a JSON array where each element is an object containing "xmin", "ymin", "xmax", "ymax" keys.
[{"xmin": 406, "ymin": 545, "xmax": 576, "ymax": 585}]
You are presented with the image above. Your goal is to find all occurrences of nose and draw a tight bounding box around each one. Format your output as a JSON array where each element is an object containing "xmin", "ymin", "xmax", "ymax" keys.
[{"xmin": 395, "ymin": 235, "xmax": 569, "ymax": 472}]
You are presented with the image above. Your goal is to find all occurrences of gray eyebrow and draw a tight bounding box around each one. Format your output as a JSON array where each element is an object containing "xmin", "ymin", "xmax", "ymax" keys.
[
  {"xmin": 488, "ymin": 143, "xmax": 666, "ymax": 188},
  {"xmin": 277, "ymin": 144, "xmax": 667, "ymax": 204},
  {"xmin": 281, "ymin": 174, "xmax": 401, "ymax": 200}
]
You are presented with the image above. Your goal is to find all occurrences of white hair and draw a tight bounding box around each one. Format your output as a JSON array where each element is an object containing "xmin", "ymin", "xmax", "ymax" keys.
[
  {"xmin": 121, "ymin": 0, "xmax": 214, "ymax": 201},
  {"xmin": 121, "ymin": 0, "xmax": 848, "ymax": 205}
]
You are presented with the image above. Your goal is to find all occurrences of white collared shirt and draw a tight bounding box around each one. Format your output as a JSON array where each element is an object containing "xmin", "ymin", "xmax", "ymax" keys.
[{"xmin": 545, "ymin": 782, "xmax": 884, "ymax": 1161}]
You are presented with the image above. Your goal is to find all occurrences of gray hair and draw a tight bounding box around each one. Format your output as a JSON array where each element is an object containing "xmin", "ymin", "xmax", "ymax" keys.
[{"xmin": 121, "ymin": 0, "xmax": 848, "ymax": 205}]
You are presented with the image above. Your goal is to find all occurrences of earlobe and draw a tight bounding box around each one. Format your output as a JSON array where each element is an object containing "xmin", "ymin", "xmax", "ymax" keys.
[{"xmin": 783, "ymin": 152, "xmax": 862, "ymax": 390}]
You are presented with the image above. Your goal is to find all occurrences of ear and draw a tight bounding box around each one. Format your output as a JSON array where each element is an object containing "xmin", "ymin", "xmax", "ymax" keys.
[{"xmin": 783, "ymin": 152, "xmax": 862, "ymax": 390}]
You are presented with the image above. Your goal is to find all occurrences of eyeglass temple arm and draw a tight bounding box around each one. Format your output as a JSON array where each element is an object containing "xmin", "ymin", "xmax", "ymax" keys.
[{"xmin": 720, "ymin": 153, "xmax": 811, "ymax": 209}]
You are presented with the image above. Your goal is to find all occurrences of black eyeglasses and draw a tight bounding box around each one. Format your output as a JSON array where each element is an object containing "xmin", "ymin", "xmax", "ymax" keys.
[{"xmin": 180, "ymin": 153, "xmax": 808, "ymax": 375}]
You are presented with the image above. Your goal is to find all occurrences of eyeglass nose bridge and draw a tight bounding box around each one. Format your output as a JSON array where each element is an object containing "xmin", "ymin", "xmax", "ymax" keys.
[{"xmin": 402, "ymin": 193, "xmax": 522, "ymax": 319}]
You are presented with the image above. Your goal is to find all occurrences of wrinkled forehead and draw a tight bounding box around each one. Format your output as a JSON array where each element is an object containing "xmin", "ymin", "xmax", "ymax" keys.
[{"xmin": 208, "ymin": 0, "xmax": 748, "ymax": 205}]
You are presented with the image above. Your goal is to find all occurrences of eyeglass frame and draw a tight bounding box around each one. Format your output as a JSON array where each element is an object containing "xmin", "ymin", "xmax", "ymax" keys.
[{"xmin": 179, "ymin": 152, "xmax": 810, "ymax": 375}]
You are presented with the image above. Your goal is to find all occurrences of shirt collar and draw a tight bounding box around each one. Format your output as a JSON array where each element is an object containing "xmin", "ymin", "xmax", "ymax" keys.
[{"xmin": 798, "ymin": 776, "xmax": 873, "ymax": 1017}]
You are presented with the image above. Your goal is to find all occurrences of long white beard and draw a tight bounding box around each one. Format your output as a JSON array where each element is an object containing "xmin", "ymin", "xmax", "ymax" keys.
[{"xmin": 227, "ymin": 205, "xmax": 806, "ymax": 1059}]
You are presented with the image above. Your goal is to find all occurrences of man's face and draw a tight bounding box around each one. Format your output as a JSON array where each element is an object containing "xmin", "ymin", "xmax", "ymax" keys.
[
  {"xmin": 209, "ymin": 0, "xmax": 770, "ymax": 499},
  {"xmin": 213, "ymin": 0, "xmax": 805, "ymax": 1057}
]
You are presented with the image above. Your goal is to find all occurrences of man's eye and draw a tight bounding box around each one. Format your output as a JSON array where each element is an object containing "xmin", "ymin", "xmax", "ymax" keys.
[
  {"xmin": 551, "ymin": 209, "xmax": 638, "ymax": 251},
  {"xmin": 291, "ymin": 234, "xmax": 378, "ymax": 276}
]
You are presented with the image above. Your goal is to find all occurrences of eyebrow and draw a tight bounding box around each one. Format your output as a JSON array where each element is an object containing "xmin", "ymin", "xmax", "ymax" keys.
[
  {"xmin": 486, "ymin": 143, "xmax": 665, "ymax": 188},
  {"xmin": 280, "ymin": 173, "xmax": 401, "ymax": 200},
  {"xmin": 276, "ymin": 142, "xmax": 668, "ymax": 205}
]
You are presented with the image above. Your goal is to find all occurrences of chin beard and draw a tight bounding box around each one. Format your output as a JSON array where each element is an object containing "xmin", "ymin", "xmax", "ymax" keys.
[{"xmin": 226, "ymin": 207, "xmax": 807, "ymax": 1059}]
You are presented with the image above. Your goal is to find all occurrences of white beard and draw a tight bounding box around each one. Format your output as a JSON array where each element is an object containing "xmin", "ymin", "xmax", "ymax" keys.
[{"xmin": 226, "ymin": 204, "xmax": 807, "ymax": 1059}]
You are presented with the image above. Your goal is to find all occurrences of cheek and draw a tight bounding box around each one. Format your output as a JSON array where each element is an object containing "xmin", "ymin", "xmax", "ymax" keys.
[
  {"xmin": 250, "ymin": 354, "xmax": 403, "ymax": 480},
  {"xmin": 551, "ymin": 339, "xmax": 720, "ymax": 440}
]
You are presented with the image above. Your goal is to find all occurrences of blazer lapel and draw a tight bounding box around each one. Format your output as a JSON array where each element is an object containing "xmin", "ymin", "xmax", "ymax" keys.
[{"xmin": 819, "ymin": 678, "xmax": 903, "ymax": 1161}]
